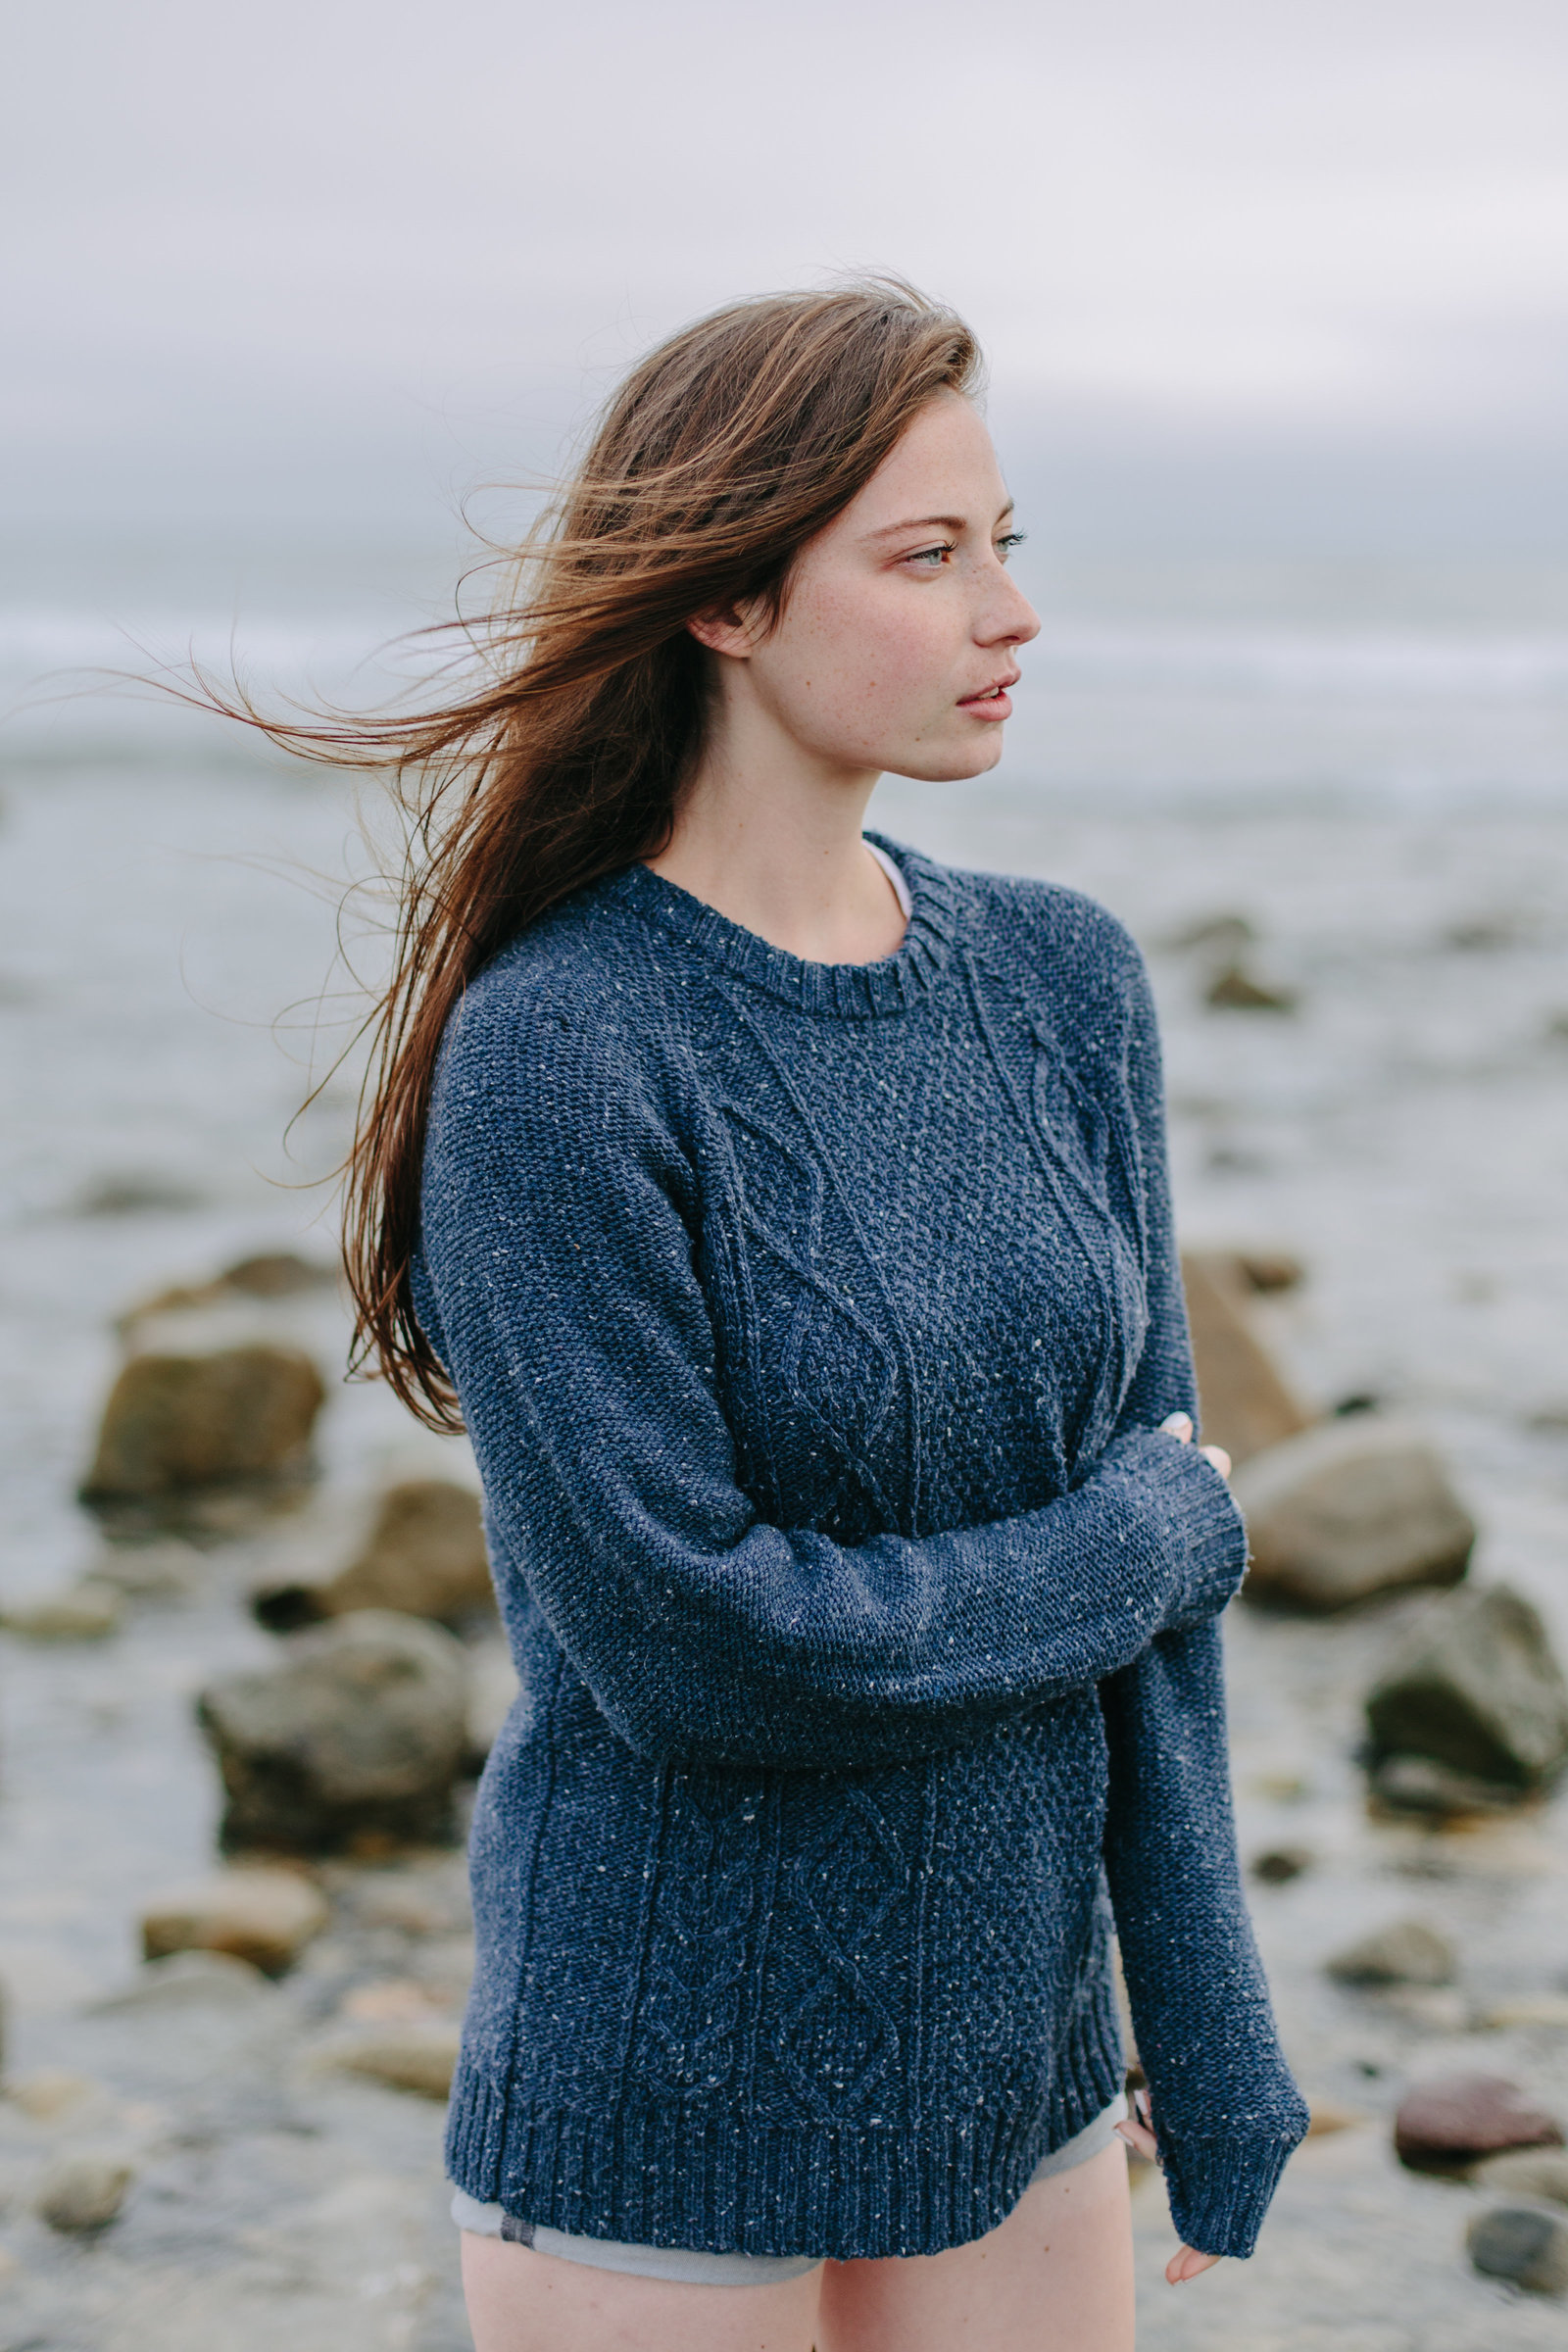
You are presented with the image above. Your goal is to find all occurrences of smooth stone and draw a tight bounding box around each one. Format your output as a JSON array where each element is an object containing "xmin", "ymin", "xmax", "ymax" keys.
[
  {"xmin": 89, "ymin": 1539, "xmax": 206, "ymax": 1597},
  {"xmin": 1466, "ymin": 2204, "xmax": 1568, "ymax": 2294},
  {"xmin": 197, "ymin": 1609, "xmax": 471, "ymax": 1853},
  {"xmin": 1252, "ymin": 1845, "xmax": 1313, "ymax": 1885},
  {"xmin": 89, "ymin": 1950, "xmax": 277, "ymax": 2013},
  {"xmin": 35, "ymin": 2152, "xmax": 134, "ymax": 2231},
  {"xmin": 1326, "ymin": 1918, "xmax": 1456, "ymax": 1988},
  {"xmin": 1473, "ymin": 2149, "xmax": 1568, "ymax": 2204},
  {"xmin": 1180, "ymin": 1250, "xmax": 1314, "ymax": 1467},
  {"xmin": 1233, "ymin": 1418, "xmax": 1475, "ymax": 1611},
  {"xmin": 1305, "ymin": 2102, "xmax": 1366, "ymax": 2136},
  {"xmin": 1395, "ymin": 2072, "xmax": 1565, "ymax": 2171},
  {"xmin": 0, "ymin": 1580, "xmax": 122, "ymax": 1641},
  {"xmin": 140, "ymin": 1867, "xmax": 328, "ymax": 1976},
  {"xmin": 1483, "ymin": 1994, "xmax": 1568, "ymax": 2032},
  {"xmin": 1204, "ymin": 961, "xmax": 1298, "ymax": 1012},
  {"xmin": 7, "ymin": 2069, "xmax": 98, "ymax": 2121},
  {"xmin": 81, "ymin": 1344, "xmax": 325, "ymax": 1502},
  {"xmin": 1370, "ymin": 1753, "xmax": 1529, "ymax": 1817},
  {"xmin": 313, "ymin": 2019, "xmax": 462, "ymax": 2100},
  {"xmin": 1366, "ymin": 1583, "xmax": 1568, "ymax": 1791},
  {"xmin": 253, "ymin": 1479, "xmax": 491, "ymax": 1631}
]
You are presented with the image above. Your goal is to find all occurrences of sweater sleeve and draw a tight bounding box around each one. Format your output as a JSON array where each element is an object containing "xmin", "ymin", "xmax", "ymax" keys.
[
  {"xmin": 416, "ymin": 998, "xmax": 1248, "ymax": 1775},
  {"xmin": 1096, "ymin": 936, "xmax": 1310, "ymax": 2257}
]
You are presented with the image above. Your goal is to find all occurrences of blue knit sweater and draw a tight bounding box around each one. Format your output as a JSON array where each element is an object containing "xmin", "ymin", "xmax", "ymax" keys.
[{"xmin": 416, "ymin": 835, "xmax": 1308, "ymax": 2264}]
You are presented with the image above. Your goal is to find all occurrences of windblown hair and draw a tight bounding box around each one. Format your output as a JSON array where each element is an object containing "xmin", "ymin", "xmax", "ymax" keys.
[{"xmin": 245, "ymin": 279, "xmax": 981, "ymax": 1427}]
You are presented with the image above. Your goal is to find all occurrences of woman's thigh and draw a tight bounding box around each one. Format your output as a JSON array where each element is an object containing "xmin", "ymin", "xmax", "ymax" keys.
[
  {"xmin": 815, "ymin": 2141, "xmax": 1135, "ymax": 2352},
  {"xmin": 460, "ymin": 2231, "xmax": 822, "ymax": 2352}
]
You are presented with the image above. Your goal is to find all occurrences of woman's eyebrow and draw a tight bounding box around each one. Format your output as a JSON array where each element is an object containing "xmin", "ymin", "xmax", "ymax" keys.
[{"xmin": 863, "ymin": 501, "xmax": 1016, "ymax": 541}]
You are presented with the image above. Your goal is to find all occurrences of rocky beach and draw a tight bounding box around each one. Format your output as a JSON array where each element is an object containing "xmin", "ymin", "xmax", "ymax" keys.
[{"xmin": 2, "ymin": 562, "xmax": 1567, "ymax": 2347}]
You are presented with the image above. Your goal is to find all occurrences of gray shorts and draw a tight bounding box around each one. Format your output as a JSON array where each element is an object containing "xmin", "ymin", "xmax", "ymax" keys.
[{"xmin": 451, "ymin": 2092, "xmax": 1128, "ymax": 2287}]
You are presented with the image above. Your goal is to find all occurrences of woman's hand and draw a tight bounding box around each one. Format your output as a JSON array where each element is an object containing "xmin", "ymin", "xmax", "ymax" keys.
[
  {"xmin": 1114, "ymin": 2089, "xmax": 1224, "ymax": 2285},
  {"xmin": 1159, "ymin": 1409, "xmax": 1231, "ymax": 1482}
]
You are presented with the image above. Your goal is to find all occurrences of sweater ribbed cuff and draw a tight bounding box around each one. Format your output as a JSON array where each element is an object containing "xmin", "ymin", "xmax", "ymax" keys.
[
  {"xmin": 1160, "ymin": 2125, "xmax": 1304, "ymax": 2259},
  {"xmin": 1102, "ymin": 1429, "xmax": 1249, "ymax": 1625}
]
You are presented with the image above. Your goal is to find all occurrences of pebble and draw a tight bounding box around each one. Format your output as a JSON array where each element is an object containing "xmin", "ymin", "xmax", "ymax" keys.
[
  {"xmin": 1366, "ymin": 1582, "xmax": 1568, "ymax": 1793},
  {"xmin": 90, "ymin": 1950, "xmax": 277, "ymax": 2012},
  {"xmin": 1326, "ymin": 1918, "xmax": 1456, "ymax": 1987},
  {"xmin": 1369, "ymin": 1753, "xmax": 1526, "ymax": 1817},
  {"xmin": 139, "ymin": 1867, "xmax": 328, "ymax": 1976},
  {"xmin": 1395, "ymin": 2072, "xmax": 1566, "ymax": 2171},
  {"xmin": 35, "ymin": 2152, "xmax": 134, "ymax": 2231},
  {"xmin": 197, "ymin": 1608, "xmax": 472, "ymax": 1852},
  {"xmin": 1482, "ymin": 1993, "xmax": 1568, "ymax": 2032},
  {"xmin": 1232, "ymin": 1417, "xmax": 1475, "ymax": 1612},
  {"xmin": 1204, "ymin": 961, "xmax": 1298, "ymax": 1012},
  {"xmin": 1473, "ymin": 2148, "xmax": 1568, "ymax": 2204},
  {"xmin": 1251, "ymin": 1845, "xmax": 1313, "ymax": 1885},
  {"xmin": 314, "ymin": 2019, "xmax": 462, "ymax": 2100},
  {"xmin": 0, "ymin": 1580, "xmax": 122, "ymax": 1641},
  {"xmin": 1179, "ymin": 1250, "xmax": 1314, "ymax": 1467},
  {"xmin": 1466, "ymin": 2204, "xmax": 1568, "ymax": 2295},
  {"xmin": 6, "ymin": 2069, "xmax": 98, "ymax": 2121}
]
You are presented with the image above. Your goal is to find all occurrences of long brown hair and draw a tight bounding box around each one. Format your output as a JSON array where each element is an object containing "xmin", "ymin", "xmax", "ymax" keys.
[{"xmin": 244, "ymin": 280, "xmax": 980, "ymax": 1428}]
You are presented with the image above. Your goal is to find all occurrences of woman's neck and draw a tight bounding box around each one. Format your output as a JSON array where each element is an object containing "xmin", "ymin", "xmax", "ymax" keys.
[{"xmin": 645, "ymin": 732, "xmax": 906, "ymax": 965}]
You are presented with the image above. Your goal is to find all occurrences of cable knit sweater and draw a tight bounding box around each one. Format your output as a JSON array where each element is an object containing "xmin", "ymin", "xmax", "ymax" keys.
[{"xmin": 415, "ymin": 833, "xmax": 1308, "ymax": 2264}]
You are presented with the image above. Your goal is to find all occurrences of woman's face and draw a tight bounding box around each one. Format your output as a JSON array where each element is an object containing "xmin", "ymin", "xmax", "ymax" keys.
[{"xmin": 695, "ymin": 392, "xmax": 1041, "ymax": 784}]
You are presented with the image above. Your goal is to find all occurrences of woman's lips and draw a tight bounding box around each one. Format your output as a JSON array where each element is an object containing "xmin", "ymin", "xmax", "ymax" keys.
[{"xmin": 957, "ymin": 681, "xmax": 1014, "ymax": 719}]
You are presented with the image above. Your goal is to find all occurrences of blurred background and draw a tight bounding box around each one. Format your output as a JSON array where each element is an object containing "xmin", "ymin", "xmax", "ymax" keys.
[{"xmin": 2, "ymin": 4, "xmax": 1567, "ymax": 2346}]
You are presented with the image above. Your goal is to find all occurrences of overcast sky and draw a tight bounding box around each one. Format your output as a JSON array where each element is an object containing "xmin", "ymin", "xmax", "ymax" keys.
[{"xmin": 6, "ymin": 0, "xmax": 1568, "ymax": 554}]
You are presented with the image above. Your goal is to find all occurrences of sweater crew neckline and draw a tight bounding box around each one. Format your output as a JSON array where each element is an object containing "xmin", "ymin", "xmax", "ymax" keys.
[{"xmin": 607, "ymin": 831, "xmax": 957, "ymax": 1017}]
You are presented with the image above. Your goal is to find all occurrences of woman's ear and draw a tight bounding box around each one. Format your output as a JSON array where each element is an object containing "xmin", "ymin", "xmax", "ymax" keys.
[{"xmin": 685, "ymin": 600, "xmax": 761, "ymax": 660}]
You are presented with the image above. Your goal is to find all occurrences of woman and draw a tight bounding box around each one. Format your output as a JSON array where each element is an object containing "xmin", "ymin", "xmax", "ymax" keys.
[{"xmin": 332, "ymin": 282, "xmax": 1306, "ymax": 2350}]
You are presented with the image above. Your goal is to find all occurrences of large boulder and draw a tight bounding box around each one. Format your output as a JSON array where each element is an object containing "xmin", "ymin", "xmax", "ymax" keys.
[
  {"xmin": 196, "ymin": 1610, "xmax": 471, "ymax": 1853},
  {"xmin": 1233, "ymin": 1417, "xmax": 1475, "ymax": 1611},
  {"xmin": 253, "ymin": 1480, "xmax": 491, "ymax": 1631},
  {"xmin": 1180, "ymin": 1251, "xmax": 1313, "ymax": 1466},
  {"xmin": 1366, "ymin": 1584, "xmax": 1568, "ymax": 1793},
  {"xmin": 81, "ymin": 1346, "xmax": 325, "ymax": 1503}
]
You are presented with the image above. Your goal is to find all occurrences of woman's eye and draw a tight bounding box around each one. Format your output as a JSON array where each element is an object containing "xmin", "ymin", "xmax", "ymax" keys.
[
  {"xmin": 995, "ymin": 531, "xmax": 1027, "ymax": 561},
  {"xmin": 906, "ymin": 542, "xmax": 956, "ymax": 568}
]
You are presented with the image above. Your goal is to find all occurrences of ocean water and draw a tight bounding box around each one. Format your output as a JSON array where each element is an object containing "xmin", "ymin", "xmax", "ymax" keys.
[{"xmin": 2, "ymin": 545, "xmax": 1567, "ymax": 2345}]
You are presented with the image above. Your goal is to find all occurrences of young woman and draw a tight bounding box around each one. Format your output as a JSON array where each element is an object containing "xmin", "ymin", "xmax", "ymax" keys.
[{"xmin": 327, "ymin": 282, "xmax": 1306, "ymax": 2350}]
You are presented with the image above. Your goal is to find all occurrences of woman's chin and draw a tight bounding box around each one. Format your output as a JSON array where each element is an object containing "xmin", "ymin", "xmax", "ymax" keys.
[{"xmin": 889, "ymin": 735, "xmax": 1008, "ymax": 786}]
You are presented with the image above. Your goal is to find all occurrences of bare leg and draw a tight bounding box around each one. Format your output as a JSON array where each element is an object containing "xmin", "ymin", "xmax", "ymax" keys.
[
  {"xmin": 815, "ymin": 2140, "xmax": 1136, "ymax": 2352},
  {"xmin": 460, "ymin": 2231, "xmax": 822, "ymax": 2352}
]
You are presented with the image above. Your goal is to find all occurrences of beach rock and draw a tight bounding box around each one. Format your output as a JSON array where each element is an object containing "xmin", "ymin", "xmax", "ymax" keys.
[
  {"xmin": 1366, "ymin": 1584, "xmax": 1568, "ymax": 1791},
  {"xmin": 1233, "ymin": 1418, "xmax": 1475, "ymax": 1611},
  {"xmin": 1326, "ymin": 1919, "xmax": 1456, "ymax": 1988},
  {"xmin": 254, "ymin": 1479, "xmax": 491, "ymax": 1631},
  {"xmin": 1251, "ymin": 1845, "xmax": 1313, "ymax": 1885},
  {"xmin": 1466, "ymin": 2205, "xmax": 1568, "ymax": 2294},
  {"xmin": 90, "ymin": 1950, "xmax": 277, "ymax": 2013},
  {"xmin": 1180, "ymin": 1251, "xmax": 1314, "ymax": 1467},
  {"xmin": 88, "ymin": 1538, "xmax": 206, "ymax": 1597},
  {"xmin": 140, "ymin": 1866, "xmax": 328, "ymax": 1976},
  {"xmin": 197, "ymin": 1609, "xmax": 471, "ymax": 1853},
  {"xmin": 7, "ymin": 2069, "xmax": 97, "ymax": 2121},
  {"xmin": 1395, "ymin": 2073, "xmax": 1564, "ymax": 2172},
  {"xmin": 1485, "ymin": 1993, "xmax": 1568, "ymax": 2031},
  {"xmin": 0, "ymin": 1579, "xmax": 122, "ymax": 1641},
  {"xmin": 1369, "ymin": 1753, "xmax": 1527, "ymax": 1818},
  {"xmin": 1474, "ymin": 2149, "xmax": 1568, "ymax": 2204},
  {"xmin": 314, "ymin": 2019, "xmax": 461, "ymax": 2099},
  {"xmin": 1232, "ymin": 1249, "xmax": 1306, "ymax": 1295},
  {"xmin": 35, "ymin": 2153, "xmax": 134, "ymax": 2231},
  {"xmin": 1205, "ymin": 961, "xmax": 1298, "ymax": 1012},
  {"xmin": 81, "ymin": 1345, "xmax": 325, "ymax": 1503}
]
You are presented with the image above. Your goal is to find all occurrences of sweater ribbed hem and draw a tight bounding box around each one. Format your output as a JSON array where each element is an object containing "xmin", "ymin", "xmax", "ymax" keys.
[
  {"xmin": 443, "ymin": 1974, "xmax": 1125, "ymax": 2261},
  {"xmin": 1162, "ymin": 2124, "xmax": 1306, "ymax": 2260}
]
